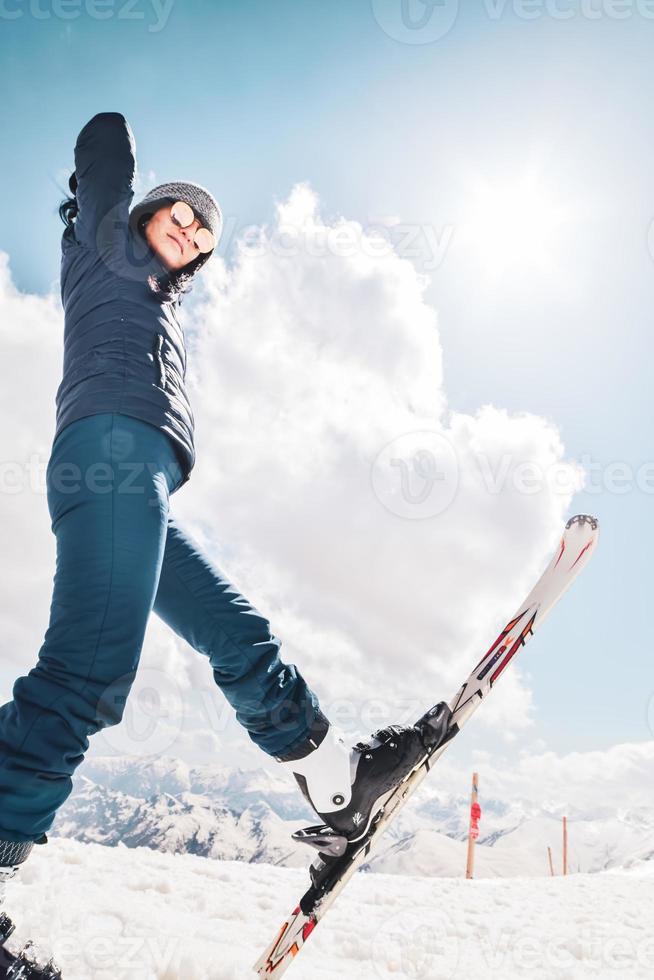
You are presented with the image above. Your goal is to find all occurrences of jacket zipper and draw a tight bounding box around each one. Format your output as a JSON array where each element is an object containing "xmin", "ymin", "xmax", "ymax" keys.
[{"xmin": 153, "ymin": 332, "xmax": 167, "ymax": 389}]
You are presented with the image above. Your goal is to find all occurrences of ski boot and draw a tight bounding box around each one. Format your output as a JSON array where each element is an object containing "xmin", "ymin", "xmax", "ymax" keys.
[
  {"xmin": 0, "ymin": 837, "xmax": 62, "ymax": 979},
  {"xmin": 278, "ymin": 702, "xmax": 452, "ymax": 853}
]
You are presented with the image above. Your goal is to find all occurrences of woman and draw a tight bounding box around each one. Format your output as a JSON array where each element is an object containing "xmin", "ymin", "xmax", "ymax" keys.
[{"xmin": 0, "ymin": 112, "xmax": 433, "ymax": 926}]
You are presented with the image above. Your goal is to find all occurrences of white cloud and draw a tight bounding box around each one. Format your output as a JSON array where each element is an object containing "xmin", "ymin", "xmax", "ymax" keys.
[
  {"xmin": 171, "ymin": 183, "xmax": 584, "ymax": 735},
  {"xmin": 469, "ymin": 739, "xmax": 654, "ymax": 812},
  {"xmin": 0, "ymin": 251, "xmax": 61, "ymax": 662},
  {"xmin": 134, "ymin": 167, "xmax": 158, "ymax": 196}
]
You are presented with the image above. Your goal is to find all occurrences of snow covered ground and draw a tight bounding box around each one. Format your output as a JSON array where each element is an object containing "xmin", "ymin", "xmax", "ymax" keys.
[{"xmin": 7, "ymin": 836, "xmax": 654, "ymax": 980}]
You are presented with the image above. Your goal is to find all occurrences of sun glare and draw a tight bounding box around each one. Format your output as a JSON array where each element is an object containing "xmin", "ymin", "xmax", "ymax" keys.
[{"xmin": 462, "ymin": 175, "xmax": 571, "ymax": 282}]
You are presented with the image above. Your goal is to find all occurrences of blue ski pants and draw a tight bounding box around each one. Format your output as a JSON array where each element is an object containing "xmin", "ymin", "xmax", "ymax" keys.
[{"xmin": 0, "ymin": 413, "xmax": 325, "ymax": 843}]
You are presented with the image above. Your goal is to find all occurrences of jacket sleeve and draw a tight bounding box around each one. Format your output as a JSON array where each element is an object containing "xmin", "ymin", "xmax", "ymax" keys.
[{"xmin": 73, "ymin": 112, "xmax": 137, "ymax": 249}]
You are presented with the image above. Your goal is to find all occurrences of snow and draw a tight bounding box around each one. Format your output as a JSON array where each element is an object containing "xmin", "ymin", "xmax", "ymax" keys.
[{"xmin": 6, "ymin": 836, "xmax": 654, "ymax": 979}]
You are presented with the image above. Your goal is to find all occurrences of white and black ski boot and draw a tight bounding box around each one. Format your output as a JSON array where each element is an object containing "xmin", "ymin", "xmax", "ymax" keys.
[
  {"xmin": 0, "ymin": 836, "xmax": 62, "ymax": 979},
  {"xmin": 278, "ymin": 702, "xmax": 452, "ymax": 851}
]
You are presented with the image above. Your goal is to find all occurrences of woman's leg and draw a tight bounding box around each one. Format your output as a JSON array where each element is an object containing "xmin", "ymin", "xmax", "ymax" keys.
[
  {"xmin": 152, "ymin": 516, "xmax": 329, "ymax": 758},
  {"xmin": 0, "ymin": 413, "xmax": 183, "ymax": 843}
]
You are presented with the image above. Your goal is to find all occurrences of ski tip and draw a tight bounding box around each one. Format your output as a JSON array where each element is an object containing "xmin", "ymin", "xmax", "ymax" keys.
[
  {"xmin": 565, "ymin": 514, "xmax": 599, "ymax": 532},
  {"xmin": 558, "ymin": 514, "xmax": 599, "ymax": 574}
]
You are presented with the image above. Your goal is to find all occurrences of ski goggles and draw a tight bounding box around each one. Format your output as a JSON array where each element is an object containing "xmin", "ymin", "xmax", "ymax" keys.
[{"xmin": 170, "ymin": 201, "xmax": 216, "ymax": 254}]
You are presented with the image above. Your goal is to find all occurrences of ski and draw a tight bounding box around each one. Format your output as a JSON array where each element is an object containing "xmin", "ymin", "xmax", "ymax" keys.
[
  {"xmin": 253, "ymin": 514, "xmax": 600, "ymax": 977},
  {"xmin": 0, "ymin": 915, "xmax": 62, "ymax": 979}
]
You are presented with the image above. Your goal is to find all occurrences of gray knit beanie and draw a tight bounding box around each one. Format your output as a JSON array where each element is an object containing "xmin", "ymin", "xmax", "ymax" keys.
[{"xmin": 129, "ymin": 180, "xmax": 223, "ymax": 275}]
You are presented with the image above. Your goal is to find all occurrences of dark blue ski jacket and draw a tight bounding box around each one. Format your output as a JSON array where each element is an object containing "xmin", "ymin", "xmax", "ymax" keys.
[{"xmin": 56, "ymin": 112, "xmax": 195, "ymax": 487}]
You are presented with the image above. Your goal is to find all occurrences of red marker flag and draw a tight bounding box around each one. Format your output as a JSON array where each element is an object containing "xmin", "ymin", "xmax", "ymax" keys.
[{"xmin": 470, "ymin": 801, "xmax": 482, "ymax": 840}]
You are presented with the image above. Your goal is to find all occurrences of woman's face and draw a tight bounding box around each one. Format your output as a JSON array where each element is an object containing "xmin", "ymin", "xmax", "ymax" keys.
[{"xmin": 144, "ymin": 203, "xmax": 203, "ymax": 271}]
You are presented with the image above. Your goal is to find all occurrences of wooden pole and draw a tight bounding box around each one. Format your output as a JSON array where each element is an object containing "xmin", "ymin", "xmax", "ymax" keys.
[
  {"xmin": 465, "ymin": 772, "xmax": 479, "ymax": 880},
  {"xmin": 547, "ymin": 846, "xmax": 555, "ymax": 877},
  {"xmin": 562, "ymin": 816, "xmax": 568, "ymax": 876}
]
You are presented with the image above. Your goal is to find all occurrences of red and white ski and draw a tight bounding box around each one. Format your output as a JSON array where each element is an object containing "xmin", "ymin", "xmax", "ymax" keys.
[{"xmin": 253, "ymin": 514, "xmax": 600, "ymax": 977}]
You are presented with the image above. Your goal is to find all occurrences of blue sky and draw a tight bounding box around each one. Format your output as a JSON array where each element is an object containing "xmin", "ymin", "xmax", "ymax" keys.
[{"xmin": 1, "ymin": 1, "xmax": 653, "ymax": 763}]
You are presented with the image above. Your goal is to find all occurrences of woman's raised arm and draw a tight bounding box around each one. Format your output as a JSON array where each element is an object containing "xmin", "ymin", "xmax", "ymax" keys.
[{"xmin": 73, "ymin": 111, "xmax": 137, "ymax": 250}]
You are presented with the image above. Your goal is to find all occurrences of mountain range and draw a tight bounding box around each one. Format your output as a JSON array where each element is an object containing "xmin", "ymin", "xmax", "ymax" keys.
[{"xmin": 50, "ymin": 754, "xmax": 654, "ymax": 878}]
